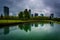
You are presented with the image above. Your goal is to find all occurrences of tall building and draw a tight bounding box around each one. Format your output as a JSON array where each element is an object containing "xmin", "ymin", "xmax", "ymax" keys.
[
  {"xmin": 29, "ymin": 9, "xmax": 31, "ymax": 17},
  {"xmin": 4, "ymin": 6, "xmax": 9, "ymax": 16},
  {"xmin": 40, "ymin": 14, "xmax": 44, "ymax": 16},
  {"xmin": 50, "ymin": 13, "xmax": 54, "ymax": 18},
  {"xmin": 31, "ymin": 14, "xmax": 33, "ymax": 17},
  {"xmin": 50, "ymin": 13, "xmax": 54, "ymax": 19},
  {"xmin": 35, "ymin": 13, "xmax": 38, "ymax": 17}
]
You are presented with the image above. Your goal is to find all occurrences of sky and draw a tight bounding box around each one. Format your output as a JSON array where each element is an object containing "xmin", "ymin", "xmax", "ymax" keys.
[{"xmin": 0, "ymin": 0, "xmax": 60, "ymax": 17}]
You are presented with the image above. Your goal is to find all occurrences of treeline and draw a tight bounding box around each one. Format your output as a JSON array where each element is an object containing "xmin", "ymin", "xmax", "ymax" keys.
[
  {"xmin": 52, "ymin": 18, "xmax": 60, "ymax": 22},
  {"xmin": 0, "ymin": 9, "xmax": 54, "ymax": 20},
  {"xmin": 0, "ymin": 9, "xmax": 31, "ymax": 20},
  {"xmin": 0, "ymin": 16, "xmax": 19, "ymax": 20},
  {"xmin": 0, "ymin": 9, "xmax": 60, "ymax": 22},
  {"xmin": 18, "ymin": 9, "xmax": 31, "ymax": 20}
]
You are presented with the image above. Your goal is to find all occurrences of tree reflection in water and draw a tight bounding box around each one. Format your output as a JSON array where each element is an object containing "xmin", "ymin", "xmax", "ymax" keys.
[
  {"xmin": 3, "ymin": 21, "xmax": 54, "ymax": 34},
  {"xmin": 18, "ymin": 22, "xmax": 45, "ymax": 32},
  {"xmin": 18, "ymin": 23, "xmax": 31, "ymax": 32},
  {"xmin": 40, "ymin": 23, "xmax": 44, "ymax": 27}
]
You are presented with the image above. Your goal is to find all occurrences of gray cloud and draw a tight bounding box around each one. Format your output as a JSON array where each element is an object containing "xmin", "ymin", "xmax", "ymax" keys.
[
  {"xmin": 0, "ymin": 0, "xmax": 60, "ymax": 17},
  {"xmin": 43, "ymin": 0, "xmax": 60, "ymax": 17}
]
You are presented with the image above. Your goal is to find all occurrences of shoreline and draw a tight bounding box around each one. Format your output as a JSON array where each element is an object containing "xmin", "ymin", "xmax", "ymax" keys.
[{"xmin": 0, "ymin": 20, "xmax": 60, "ymax": 26}]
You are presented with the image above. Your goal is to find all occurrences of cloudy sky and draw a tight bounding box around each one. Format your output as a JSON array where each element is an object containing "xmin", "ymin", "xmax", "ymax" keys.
[{"xmin": 0, "ymin": 0, "xmax": 60, "ymax": 17}]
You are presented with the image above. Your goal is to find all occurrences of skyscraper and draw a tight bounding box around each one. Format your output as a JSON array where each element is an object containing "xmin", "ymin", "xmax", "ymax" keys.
[
  {"xmin": 31, "ymin": 14, "xmax": 33, "ymax": 17},
  {"xmin": 50, "ymin": 13, "xmax": 54, "ymax": 18},
  {"xmin": 50, "ymin": 13, "xmax": 54, "ymax": 19},
  {"xmin": 40, "ymin": 14, "xmax": 44, "ymax": 16},
  {"xmin": 4, "ymin": 6, "xmax": 9, "ymax": 16},
  {"xmin": 29, "ymin": 9, "xmax": 31, "ymax": 17},
  {"xmin": 35, "ymin": 13, "xmax": 38, "ymax": 17}
]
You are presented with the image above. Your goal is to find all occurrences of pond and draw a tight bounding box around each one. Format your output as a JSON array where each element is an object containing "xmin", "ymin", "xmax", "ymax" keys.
[{"xmin": 0, "ymin": 22, "xmax": 60, "ymax": 40}]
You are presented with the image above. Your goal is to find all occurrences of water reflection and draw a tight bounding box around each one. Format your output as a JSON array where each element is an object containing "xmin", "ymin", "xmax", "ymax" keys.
[
  {"xmin": 0, "ymin": 22, "xmax": 54, "ymax": 34},
  {"xmin": 0, "ymin": 22, "xmax": 60, "ymax": 40},
  {"xmin": 4, "ymin": 27, "xmax": 9, "ymax": 35},
  {"xmin": 50, "ymin": 22, "xmax": 54, "ymax": 27},
  {"xmin": 0, "ymin": 26, "xmax": 18, "ymax": 35},
  {"xmin": 35, "ymin": 23, "xmax": 38, "ymax": 27},
  {"xmin": 18, "ymin": 23, "xmax": 31, "ymax": 32},
  {"xmin": 18, "ymin": 22, "xmax": 54, "ymax": 32},
  {"xmin": 31, "ymin": 24, "xmax": 34, "ymax": 27},
  {"xmin": 40, "ymin": 23, "xmax": 44, "ymax": 27},
  {"xmin": 31, "ymin": 23, "xmax": 44, "ymax": 27}
]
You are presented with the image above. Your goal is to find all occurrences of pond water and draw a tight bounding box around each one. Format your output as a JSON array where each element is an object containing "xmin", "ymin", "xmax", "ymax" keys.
[{"xmin": 0, "ymin": 22, "xmax": 60, "ymax": 40}]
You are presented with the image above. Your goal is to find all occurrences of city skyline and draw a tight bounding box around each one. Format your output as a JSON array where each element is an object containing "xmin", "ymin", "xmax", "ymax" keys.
[{"xmin": 0, "ymin": 0, "xmax": 60, "ymax": 17}]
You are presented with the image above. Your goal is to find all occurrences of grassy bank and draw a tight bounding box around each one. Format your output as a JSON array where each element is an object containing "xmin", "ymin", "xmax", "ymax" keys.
[
  {"xmin": 0, "ymin": 20, "xmax": 60, "ymax": 24},
  {"xmin": 0, "ymin": 20, "xmax": 60, "ymax": 27},
  {"xmin": 0, "ymin": 20, "xmax": 52, "ymax": 23},
  {"xmin": 0, "ymin": 20, "xmax": 27, "ymax": 23},
  {"xmin": 0, "ymin": 20, "xmax": 52, "ymax": 24}
]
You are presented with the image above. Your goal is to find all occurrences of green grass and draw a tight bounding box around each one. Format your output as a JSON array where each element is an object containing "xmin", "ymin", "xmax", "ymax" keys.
[
  {"xmin": 0, "ymin": 20, "xmax": 52, "ymax": 23},
  {"xmin": 0, "ymin": 20, "xmax": 60, "ymax": 24},
  {"xmin": 0, "ymin": 20, "xmax": 27, "ymax": 23}
]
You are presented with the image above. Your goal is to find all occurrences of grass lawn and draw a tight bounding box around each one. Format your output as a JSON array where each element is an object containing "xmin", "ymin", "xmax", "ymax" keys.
[
  {"xmin": 0, "ymin": 20, "xmax": 27, "ymax": 23},
  {"xmin": 0, "ymin": 20, "xmax": 60, "ymax": 24}
]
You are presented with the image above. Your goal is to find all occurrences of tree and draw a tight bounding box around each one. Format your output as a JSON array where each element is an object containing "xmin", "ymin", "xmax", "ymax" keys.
[
  {"xmin": 1, "ymin": 14, "xmax": 3, "ymax": 18},
  {"xmin": 24, "ymin": 9, "xmax": 30, "ymax": 19},
  {"xmin": 18, "ymin": 11, "xmax": 23, "ymax": 19}
]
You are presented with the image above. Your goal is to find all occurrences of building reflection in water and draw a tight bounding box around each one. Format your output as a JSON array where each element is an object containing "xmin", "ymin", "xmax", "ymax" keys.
[
  {"xmin": 18, "ymin": 23, "xmax": 45, "ymax": 32},
  {"xmin": 18, "ymin": 23, "xmax": 31, "ymax": 32},
  {"xmin": 50, "ymin": 22, "xmax": 54, "ymax": 27},
  {"xmin": 40, "ymin": 23, "xmax": 44, "ymax": 27},
  {"xmin": 2, "ymin": 22, "xmax": 54, "ymax": 34},
  {"xmin": 31, "ymin": 23, "xmax": 34, "ymax": 27},
  {"xmin": 35, "ymin": 23, "xmax": 38, "ymax": 27},
  {"xmin": 4, "ymin": 26, "xmax": 9, "ymax": 35},
  {"xmin": 31, "ymin": 23, "xmax": 44, "ymax": 27}
]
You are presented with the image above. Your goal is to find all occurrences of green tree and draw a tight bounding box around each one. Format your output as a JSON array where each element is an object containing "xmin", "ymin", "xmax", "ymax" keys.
[
  {"xmin": 1, "ymin": 14, "xmax": 3, "ymax": 18},
  {"xmin": 24, "ymin": 9, "xmax": 30, "ymax": 19},
  {"xmin": 18, "ymin": 11, "xmax": 23, "ymax": 19}
]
